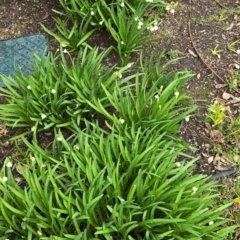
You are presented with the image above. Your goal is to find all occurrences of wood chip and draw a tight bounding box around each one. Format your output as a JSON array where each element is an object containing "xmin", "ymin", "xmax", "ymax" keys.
[{"xmin": 188, "ymin": 49, "xmax": 197, "ymax": 57}]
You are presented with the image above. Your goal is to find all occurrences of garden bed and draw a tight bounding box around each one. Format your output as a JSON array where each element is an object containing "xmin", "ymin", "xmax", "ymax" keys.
[{"xmin": 0, "ymin": 0, "xmax": 239, "ymax": 239}]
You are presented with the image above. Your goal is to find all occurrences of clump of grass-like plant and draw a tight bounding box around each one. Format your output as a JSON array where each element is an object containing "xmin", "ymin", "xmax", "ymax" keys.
[
  {"xmin": 0, "ymin": 127, "xmax": 236, "ymax": 239},
  {"xmin": 42, "ymin": 0, "xmax": 164, "ymax": 64},
  {"xmin": 0, "ymin": 46, "xmax": 131, "ymax": 136},
  {"xmin": 86, "ymin": 54, "xmax": 196, "ymax": 140}
]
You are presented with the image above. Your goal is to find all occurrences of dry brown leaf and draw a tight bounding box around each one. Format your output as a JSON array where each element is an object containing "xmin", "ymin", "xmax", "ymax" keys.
[
  {"xmin": 225, "ymin": 22, "xmax": 234, "ymax": 30},
  {"xmin": 202, "ymin": 152, "xmax": 209, "ymax": 158},
  {"xmin": 215, "ymin": 97, "xmax": 225, "ymax": 105},
  {"xmin": 14, "ymin": 177, "xmax": 22, "ymax": 183},
  {"xmin": 221, "ymin": 152, "xmax": 230, "ymax": 164},
  {"xmin": 215, "ymin": 84, "xmax": 226, "ymax": 89},
  {"xmin": 214, "ymin": 153, "xmax": 221, "ymax": 162},
  {"xmin": 224, "ymin": 105, "xmax": 232, "ymax": 114},
  {"xmin": 228, "ymin": 97, "xmax": 240, "ymax": 105},
  {"xmin": 15, "ymin": 163, "xmax": 28, "ymax": 175},
  {"xmin": 0, "ymin": 125, "xmax": 8, "ymax": 136},
  {"xmin": 215, "ymin": 164, "xmax": 231, "ymax": 171},
  {"xmin": 210, "ymin": 129, "xmax": 225, "ymax": 143},
  {"xmin": 208, "ymin": 156, "xmax": 214, "ymax": 163},
  {"xmin": 213, "ymin": 153, "xmax": 231, "ymax": 171}
]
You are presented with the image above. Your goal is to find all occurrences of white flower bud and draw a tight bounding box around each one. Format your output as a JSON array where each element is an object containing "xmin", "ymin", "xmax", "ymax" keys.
[
  {"xmin": 3, "ymin": 176, "xmax": 8, "ymax": 182},
  {"xmin": 119, "ymin": 118, "xmax": 125, "ymax": 124},
  {"xmin": 41, "ymin": 114, "xmax": 47, "ymax": 120},
  {"xmin": 192, "ymin": 187, "xmax": 198, "ymax": 193},
  {"xmin": 185, "ymin": 116, "xmax": 190, "ymax": 122},
  {"xmin": 174, "ymin": 91, "xmax": 180, "ymax": 98},
  {"xmin": 6, "ymin": 162, "xmax": 13, "ymax": 168},
  {"xmin": 176, "ymin": 162, "xmax": 181, "ymax": 167},
  {"xmin": 56, "ymin": 136, "xmax": 62, "ymax": 141}
]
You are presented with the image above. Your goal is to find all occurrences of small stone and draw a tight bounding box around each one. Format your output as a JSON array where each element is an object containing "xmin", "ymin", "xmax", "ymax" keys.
[{"xmin": 222, "ymin": 92, "xmax": 232, "ymax": 100}]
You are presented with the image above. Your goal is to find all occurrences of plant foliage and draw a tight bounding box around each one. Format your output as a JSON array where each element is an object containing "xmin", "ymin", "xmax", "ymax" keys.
[
  {"xmin": 0, "ymin": 128, "xmax": 235, "ymax": 239},
  {"xmin": 0, "ymin": 0, "xmax": 236, "ymax": 239}
]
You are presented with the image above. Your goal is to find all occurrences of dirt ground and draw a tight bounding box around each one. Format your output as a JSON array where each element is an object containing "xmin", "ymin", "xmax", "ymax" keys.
[{"xmin": 0, "ymin": 0, "xmax": 240, "ymax": 178}]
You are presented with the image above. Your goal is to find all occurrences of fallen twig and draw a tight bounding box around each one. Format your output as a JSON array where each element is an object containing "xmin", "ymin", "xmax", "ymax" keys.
[
  {"xmin": 188, "ymin": 22, "xmax": 226, "ymax": 83},
  {"xmin": 188, "ymin": 22, "xmax": 240, "ymax": 95}
]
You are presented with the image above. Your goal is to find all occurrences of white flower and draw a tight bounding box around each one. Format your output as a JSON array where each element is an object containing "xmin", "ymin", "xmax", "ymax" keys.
[
  {"xmin": 41, "ymin": 113, "xmax": 47, "ymax": 120},
  {"xmin": 121, "ymin": 41, "xmax": 124, "ymax": 45},
  {"xmin": 146, "ymin": 0, "xmax": 153, "ymax": 2},
  {"xmin": 165, "ymin": 6, "xmax": 170, "ymax": 11},
  {"xmin": 3, "ymin": 176, "xmax": 8, "ymax": 182},
  {"xmin": 174, "ymin": 91, "xmax": 180, "ymax": 98},
  {"xmin": 209, "ymin": 221, "xmax": 214, "ymax": 225},
  {"xmin": 120, "ymin": 2, "xmax": 125, "ymax": 7},
  {"xmin": 134, "ymin": 17, "xmax": 138, "ymax": 21},
  {"xmin": 63, "ymin": 49, "xmax": 68, "ymax": 53},
  {"xmin": 27, "ymin": 85, "xmax": 31, "ymax": 90},
  {"xmin": 150, "ymin": 27, "xmax": 155, "ymax": 32},
  {"xmin": 154, "ymin": 94, "xmax": 159, "ymax": 99},
  {"xmin": 149, "ymin": 25, "xmax": 159, "ymax": 32},
  {"xmin": 51, "ymin": 89, "xmax": 56, "ymax": 94},
  {"xmin": 185, "ymin": 116, "xmax": 190, "ymax": 122},
  {"xmin": 176, "ymin": 162, "xmax": 181, "ymax": 167},
  {"xmin": 170, "ymin": 9, "xmax": 175, "ymax": 15},
  {"xmin": 237, "ymin": 49, "xmax": 240, "ymax": 55},
  {"xmin": 119, "ymin": 118, "xmax": 125, "ymax": 124},
  {"xmin": 127, "ymin": 63, "xmax": 133, "ymax": 68},
  {"xmin": 73, "ymin": 145, "xmax": 80, "ymax": 150},
  {"xmin": 90, "ymin": 10, "xmax": 94, "ymax": 15},
  {"xmin": 99, "ymin": 21, "xmax": 103, "ymax": 25},
  {"xmin": 192, "ymin": 187, "xmax": 198, "ymax": 193},
  {"xmin": 6, "ymin": 162, "xmax": 13, "ymax": 168},
  {"xmin": 56, "ymin": 136, "xmax": 62, "ymax": 142},
  {"xmin": 31, "ymin": 126, "xmax": 36, "ymax": 132},
  {"xmin": 137, "ymin": 21, "xmax": 143, "ymax": 29}
]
